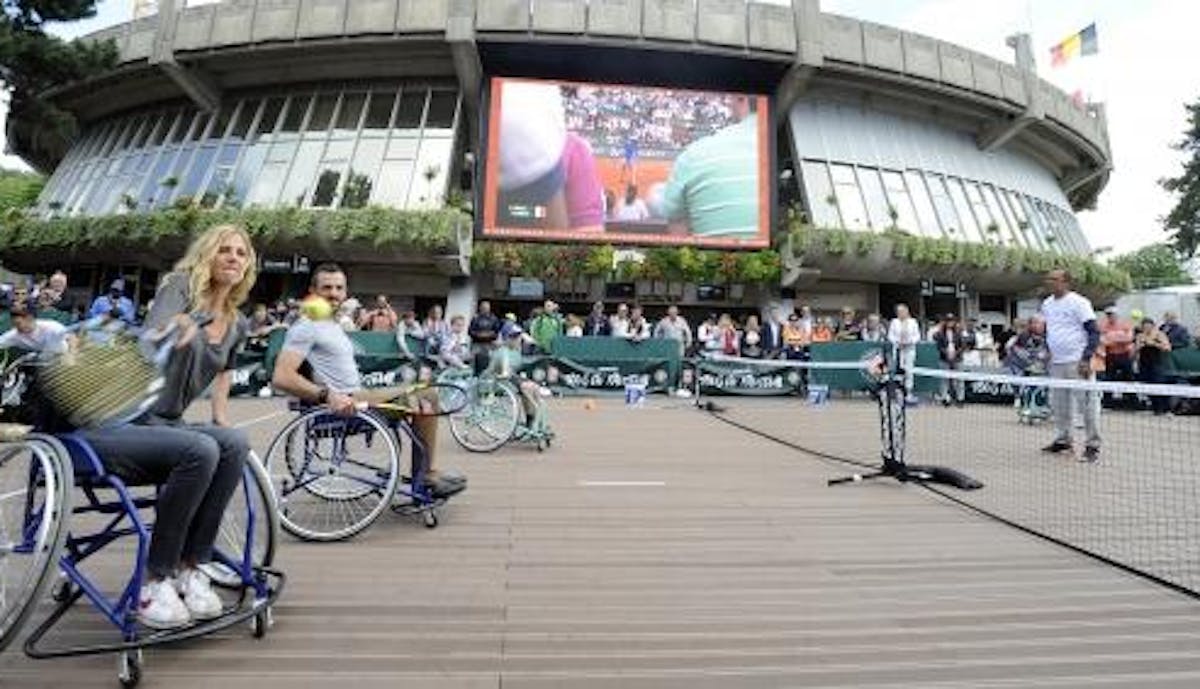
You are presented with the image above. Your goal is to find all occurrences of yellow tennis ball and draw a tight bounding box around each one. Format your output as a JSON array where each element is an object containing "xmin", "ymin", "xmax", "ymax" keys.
[{"xmin": 301, "ymin": 295, "xmax": 333, "ymax": 321}]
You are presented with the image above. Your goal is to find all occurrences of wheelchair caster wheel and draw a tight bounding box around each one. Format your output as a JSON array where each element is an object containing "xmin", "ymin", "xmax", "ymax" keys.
[
  {"xmin": 52, "ymin": 579, "xmax": 74, "ymax": 603},
  {"xmin": 423, "ymin": 511, "xmax": 438, "ymax": 529},
  {"xmin": 536, "ymin": 438, "xmax": 548, "ymax": 452},
  {"xmin": 118, "ymin": 649, "xmax": 143, "ymax": 688},
  {"xmin": 252, "ymin": 606, "xmax": 273, "ymax": 638}
]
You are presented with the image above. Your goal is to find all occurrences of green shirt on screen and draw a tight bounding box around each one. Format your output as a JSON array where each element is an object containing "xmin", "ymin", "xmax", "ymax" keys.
[{"xmin": 662, "ymin": 117, "xmax": 759, "ymax": 238}]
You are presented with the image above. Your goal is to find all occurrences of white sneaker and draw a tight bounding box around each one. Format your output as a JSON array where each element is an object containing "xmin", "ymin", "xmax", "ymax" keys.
[
  {"xmin": 176, "ymin": 567, "xmax": 223, "ymax": 620},
  {"xmin": 138, "ymin": 578, "xmax": 191, "ymax": 629}
]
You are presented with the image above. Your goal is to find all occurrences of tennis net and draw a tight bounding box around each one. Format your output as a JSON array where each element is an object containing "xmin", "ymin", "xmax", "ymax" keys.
[{"xmin": 695, "ymin": 354, "xmax": 1200, "ymax": 598}]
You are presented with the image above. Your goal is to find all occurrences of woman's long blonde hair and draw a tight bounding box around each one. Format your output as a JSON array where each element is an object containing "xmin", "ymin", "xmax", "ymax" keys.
[{"xmin": 172, "ymin": 223, "xmax": 258, "ymax": 318}]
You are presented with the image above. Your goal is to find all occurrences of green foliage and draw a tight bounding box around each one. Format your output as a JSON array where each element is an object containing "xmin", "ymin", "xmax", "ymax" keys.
[
  {"xmin": 0, "ymin": 169, "xmax": 44, "ymax": 212},
  {"xmin": 1110, "ymin": 243, "xmax": 1194, "ymax": 289},
  {"xmin": 1, "ymin": 1, "xmax": 119, "ymax": 163},
  {"xmin": 786, "ymin": 221, "xmax": 1131, "ymax": 293},
  {"xmin": 1161, "ymin": 98, "xmax": 1200, "ymax": 256},
  {"xmin": 0, "ymin": 206, "xmax": 465, "ymax": 253},
  {"xmin": 474, "ymin": 242, "xmax": 782, "ymax": 285}
]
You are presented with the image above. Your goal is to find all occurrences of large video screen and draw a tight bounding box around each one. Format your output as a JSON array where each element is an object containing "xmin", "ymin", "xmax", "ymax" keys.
[{"xmin": 482, "ymin": 77, "xmax": 771, "ymax": 249}]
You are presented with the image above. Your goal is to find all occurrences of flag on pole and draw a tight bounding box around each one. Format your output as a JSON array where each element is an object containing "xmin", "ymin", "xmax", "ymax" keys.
[{"xmin": 1050, "ymin": 23, "xmax": 1098, "ymax": 67}]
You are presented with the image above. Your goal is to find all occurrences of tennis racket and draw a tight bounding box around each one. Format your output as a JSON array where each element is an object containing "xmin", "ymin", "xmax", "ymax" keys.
[
  {"xmin": 29, "ymin": 315, "xmax": 203, "ymax": 429},
  {"xmin": 357, "ymin": 381, "xmax": 471, "ymax": 419}
]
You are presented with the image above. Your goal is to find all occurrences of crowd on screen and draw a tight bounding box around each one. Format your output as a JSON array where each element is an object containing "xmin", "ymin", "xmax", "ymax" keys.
[{"xmin": 562, "ymin": 85, "xmax": 740, "ymax": 158}]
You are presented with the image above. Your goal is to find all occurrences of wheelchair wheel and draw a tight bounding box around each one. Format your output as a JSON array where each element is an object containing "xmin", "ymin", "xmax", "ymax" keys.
[
  {"xmin": 207, "ymin": 450, "xmax": 279, "ymax": 589},
  {"xmin": 264, "ymin": 408, "xmax": 400, "ymax": 542},
  {"xmin": 0, "ymin": 435, "xmax": 73, "ymax": 653},
  {"xmin": 449, "ymin": 378, "xmax": 521, "ymax": 453}
]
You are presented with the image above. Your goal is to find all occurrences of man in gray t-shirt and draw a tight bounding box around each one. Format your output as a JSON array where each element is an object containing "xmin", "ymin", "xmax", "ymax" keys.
[{"xmin": 272, "ymin": 264, "xmax": 464, "ymax": 496}]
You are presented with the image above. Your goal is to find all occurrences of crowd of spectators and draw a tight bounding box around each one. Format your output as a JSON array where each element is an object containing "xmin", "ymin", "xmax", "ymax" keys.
[{"xmin": 562, "ymin": 85, "xmax": 740, "ymax": 159}]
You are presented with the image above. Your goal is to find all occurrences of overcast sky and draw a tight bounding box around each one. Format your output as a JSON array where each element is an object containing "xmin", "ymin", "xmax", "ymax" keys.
[{"xmin": 3, "ymin": 0, "xmax": 1198, "ymax": 256}]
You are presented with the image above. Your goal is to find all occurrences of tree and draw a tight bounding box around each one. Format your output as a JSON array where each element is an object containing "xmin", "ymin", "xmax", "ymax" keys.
[
  {"xmin": 1161, "ymin": 98, "xmax": 1200, "ymax": 256},
  {"xmin": 1, "ymin": 1, "xmax": 118, "ymax": 165},
  {"xmin": 1109, "ymin": 243, "xmax": 1194, "ymax": 290}
]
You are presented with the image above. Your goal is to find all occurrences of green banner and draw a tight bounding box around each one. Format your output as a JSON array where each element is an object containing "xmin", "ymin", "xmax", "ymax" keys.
[
  {"xmin": 523, "ymin": 356, "xmax": 672, "ymax": 393},
  {"xmin": 682, "ymin": 358, "xmax": 805, "ymax": 396}
]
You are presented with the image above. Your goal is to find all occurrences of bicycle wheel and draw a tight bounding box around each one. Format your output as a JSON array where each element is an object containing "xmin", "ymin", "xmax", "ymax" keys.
[
  {"xmin": 449, "ymin": 378, "xmax": 521, "ymax": 453},
  {"xmin": 263, "ymin": 409, "xmax": 400, "ymax": 542},
  {"xmin": 0, "ymin": 434, "xmax": 72, "ymax": 653},
  {"xmin": 207, "ymin": 450, "xmax": 279, "ymax": 588}
]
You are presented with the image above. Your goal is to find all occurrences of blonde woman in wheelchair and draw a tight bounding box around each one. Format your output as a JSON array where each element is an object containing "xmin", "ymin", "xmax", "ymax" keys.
[{"xmin": 79, "ymin": 224, "xmax": 257, "ymax": 629}]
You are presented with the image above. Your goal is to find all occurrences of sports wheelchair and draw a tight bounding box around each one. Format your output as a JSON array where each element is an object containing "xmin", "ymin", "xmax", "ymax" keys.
[
  {"xmin": 445, "ymin": 369, "xmax": 555, "ymax": 454},
  {"xmin": 262, "ymin": 378, "xmax": 469, "ymax": 542},
  {"xmin": 0, "ymin": 354, "xmax": 283, "ymax": 688}
]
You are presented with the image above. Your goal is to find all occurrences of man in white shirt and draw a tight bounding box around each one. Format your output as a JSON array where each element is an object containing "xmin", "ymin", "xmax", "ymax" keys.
[
  {"xmin": 652, "ymin": 305, "xmax": 692, "ymax": 355},
  {"xmin": 0, "ymin": 301, "xmax": 69, "ymax": 354},
  {"xmin": 887, "ymin": 303, "xmax": 921, "ymax": 402},
  {"xmin": 1040, "ymin": 269, "xmax": 1101, "ymax": 462}
]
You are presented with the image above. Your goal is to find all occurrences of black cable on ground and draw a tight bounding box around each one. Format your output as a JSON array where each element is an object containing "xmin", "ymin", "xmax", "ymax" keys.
[{"xmin": 701, "ymin": 406, "xmax": 877, "ymax": 471}]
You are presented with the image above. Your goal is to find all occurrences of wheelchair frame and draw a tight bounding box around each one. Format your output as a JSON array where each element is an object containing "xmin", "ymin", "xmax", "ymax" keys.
[
  {"xmin": 264, "ymin": 402, "xmax": 446, "ymax": 542},
  {"xmin": 447, "ymin": 374, "xmax": 554, "ymax": 453},
  {"xmin": 3, "ymin": 431, "xmax": 284, "ymax": 688}
]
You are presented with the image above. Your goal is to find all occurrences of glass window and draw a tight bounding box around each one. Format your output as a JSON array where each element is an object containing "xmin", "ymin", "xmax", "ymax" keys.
[
  {"xmin": 128, "ymin": 117, "xmax": 151, "ymax": 149},
  {"xmin": 311, "ymin": 168, "xmax": 343, "ymax": 207},
  {"xmin": 246, "ymin": 161, "xmax": 288, "ymax": 207},
  {"xmin": 229, "ymin": 144, "xmax": 268, "ymax": 208},
  {"xmin": 231, "ymin": 99, "xmax": 259, "ymax": 140},
  {"xmin": 926, "ymin": 174, "xmax": 960, "ymax": 237},
  {"xmin": 281, "ymin": 95, "xmax": 310, "ymax": 133},
  {"xmin": 146, "ymin": 113, "xmax": 171, "ymax": 146},
  {"xmin": 800, "ymin": 161, "xmax": 839, "ymax": 228},
  {"xmin": 186, "ymin": 112, "xmax": 212, "ymax": 142},
  {"xmin": 364, "ymin": 89, "xmax": 396, "ymax": 130},
  {"xmin": 410, "ymin": 137, "xmax": 454, "ymax": 209},
  {"xmin": 963, "ymin": 181, "xmax": 997, "ymax": 241},
  {"xmin": 857, "ymin": 167, "xmax": 890, "ymax": 230},
  {"xmin": 829, "ymin": 163, "xmax": 869, "ymax": 230},
  {"xmin": 980, "ymin": 184, "xmax": 1016, "ymax": 244},
  {"xmin": 881, "ymin": 170, "xmax": 920, "ymax": 234},
  {"xmin": 169, "ymin": 111, "xmax": 196, "ymax": 143},
  {"xmin": 179, "ymin": 146, "xmax": 217, "ymax": 201},
  {"xmin": 257, "ymin": 98, "xmax": 284, "ymax": 136},
  {"xmin": 425, "ymin": 91, "xmax": 458, "ymax": 130},
  {"xmin": 280, "ymin": 140, "xmax": 323, "ymax": 207},
  {"xmin": 1002, "ymin": 189, "xmax": 1035, "ymax": 248},
  {"xmin": 341, "ymin": 138, "xmax": 385, "ymax": 209},
  {"xmin": 209, "ymin": 107, "xmax": 233, "ymax": 140},
  {"xmin": 395, "ymin": 89, "xmax": 426, "ymax": 129},
  {"xmin": 945, "ymin": 177, "xmax": 980, "ymax": 240},
  {"xmin": 323, "ymin": 139, "xmax": 354, "ymax": 161},
  {"xmin": 335, "ymin": 92, "xmax": 366, "ymax": 133},
  {"xmin": 373, "ymin": 159, "xmax": 415, "ymax": 208},
  {"xmin": 1016, "ymin": 194, "xmax": 1047, "ymax": 249},
  {"xmin": 306, "ymin": 94, "xmax": 337, "ymax": 133},
  {"xmin": 386, "ymin": 137, "xmax": 419, "ymax": 160}
]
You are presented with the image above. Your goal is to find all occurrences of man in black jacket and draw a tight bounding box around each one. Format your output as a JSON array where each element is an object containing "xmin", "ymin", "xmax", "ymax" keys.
[
  {"xmin": 468, "ymin": 300, "xmax": 501, "ymax": 373},
  {"xmin": 933, "ymin": 314, "xmax": 966, "ymax": 406}
]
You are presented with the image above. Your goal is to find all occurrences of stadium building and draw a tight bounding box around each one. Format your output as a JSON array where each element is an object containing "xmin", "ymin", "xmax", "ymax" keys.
[{"xmin": 6, "ymin": 0, "xmax": 1112, "ymax": 325}]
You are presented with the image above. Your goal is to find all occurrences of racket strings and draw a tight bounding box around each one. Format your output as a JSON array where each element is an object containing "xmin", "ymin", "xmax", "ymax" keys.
[{"xmin": 34, "ymin": 337, "xmax": 164, "ymax": 428}]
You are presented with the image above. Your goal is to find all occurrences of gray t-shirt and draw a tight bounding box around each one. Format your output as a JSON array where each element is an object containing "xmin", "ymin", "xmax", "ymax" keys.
[
  {"xmin": 146, "ymin": 272, "xmax": 247, "ymax": 420},
  {"xmin": 282, "ymin": 318, "xmax": 362, "ymax": 393}
]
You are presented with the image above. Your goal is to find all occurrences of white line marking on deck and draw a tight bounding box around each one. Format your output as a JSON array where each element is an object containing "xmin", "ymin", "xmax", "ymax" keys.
[
  {"xmin": 577, "ymin": 481, "xmax": 667, "ymax": 487},
  {"xmin": 235, "ymin": 410, "xmax": 286, "ymax": 429}
]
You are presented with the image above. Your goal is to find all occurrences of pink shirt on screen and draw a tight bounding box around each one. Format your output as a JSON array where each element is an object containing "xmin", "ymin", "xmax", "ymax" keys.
[{"xmin": 562, "ymin": 133, "xmax": 604, "ymax": 229}]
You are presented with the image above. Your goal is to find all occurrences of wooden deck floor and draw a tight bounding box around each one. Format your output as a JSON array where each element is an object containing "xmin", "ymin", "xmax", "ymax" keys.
[{"xmin": 3, "ymin": 396, "xmax": 1200, "ymax": 688}]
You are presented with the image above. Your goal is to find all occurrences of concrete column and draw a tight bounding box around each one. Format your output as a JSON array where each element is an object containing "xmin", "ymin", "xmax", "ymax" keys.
[{"xmin": 445, "ymin": 275, "xmax": 479, "ymax": 321}]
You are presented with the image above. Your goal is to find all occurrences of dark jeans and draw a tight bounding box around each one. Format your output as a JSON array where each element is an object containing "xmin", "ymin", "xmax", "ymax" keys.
[
  {"xmin": 80, "ymin": 420, "xmax": 249, "ymax": 579},
  {"xmin": 1139, "ymin": 367, "xmax": 1171, "ymax": 415}
]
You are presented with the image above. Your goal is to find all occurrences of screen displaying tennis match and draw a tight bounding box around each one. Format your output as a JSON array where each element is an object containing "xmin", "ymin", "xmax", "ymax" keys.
[{"xmin": 481, "ymin": 77, "xmax": 771, "ymax": 249}]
